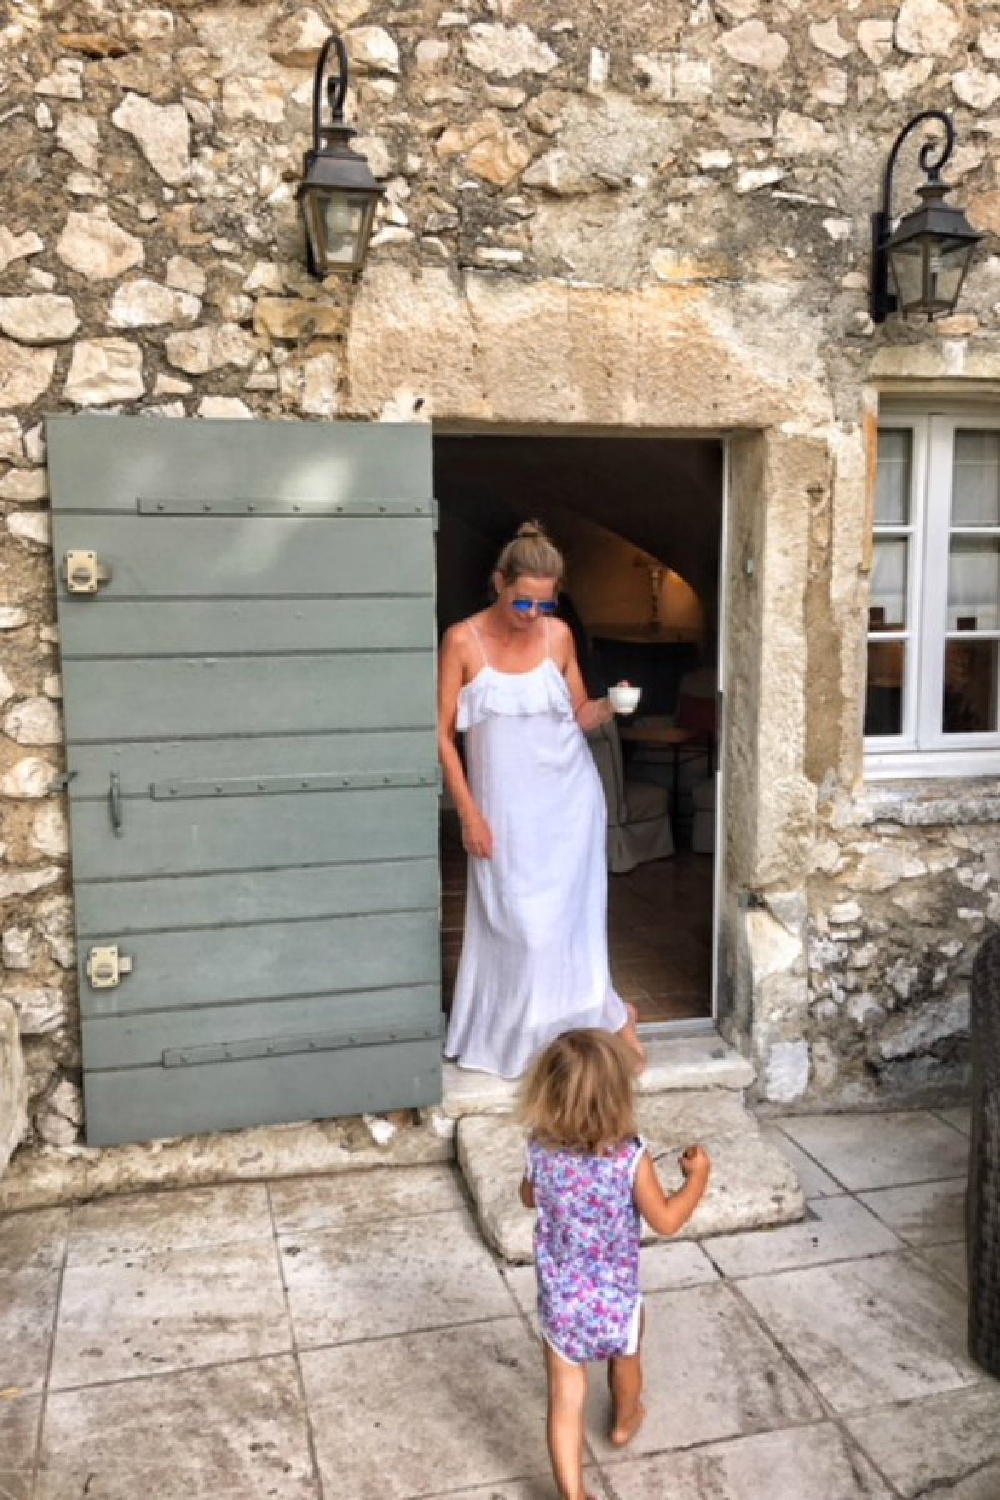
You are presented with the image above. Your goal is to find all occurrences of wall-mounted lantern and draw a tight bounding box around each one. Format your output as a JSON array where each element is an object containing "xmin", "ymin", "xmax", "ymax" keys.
[
  {"xmin": 871, "ymin": 110, "xmax": 983, "ymax": 323},
  {"xmin": 298, "ymin": 32, "xmax": 384, "ymax": 278}
]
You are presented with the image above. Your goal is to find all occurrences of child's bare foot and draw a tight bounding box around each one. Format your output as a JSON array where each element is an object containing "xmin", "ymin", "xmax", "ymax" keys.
[
  {"xmin": 620, "ymin": 1003, "xmax": 647, "ymax": 1072},
  {"xmin": 610, "ymin": 1399, "xmax": 646, "ymax": 1448}
]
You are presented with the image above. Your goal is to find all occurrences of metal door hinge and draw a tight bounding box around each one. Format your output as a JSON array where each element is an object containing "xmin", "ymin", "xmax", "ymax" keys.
[
  {"xmin": 62, "ymin": 550, "xmax": 112, "ymax": 595},
  {"xmin": 86, "ymin": 945, "xmax": 133, "ymax": 989}
]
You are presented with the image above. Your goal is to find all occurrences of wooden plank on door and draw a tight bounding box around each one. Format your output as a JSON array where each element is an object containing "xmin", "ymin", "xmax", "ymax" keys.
[
  {"xmin": 68, "ymin": 785, "xmax": 437, "ymax": 878},
  {"xmin": 47, "ymin": 415, "xmax": 434, "ymax": 509},
  {"xmin": 82, "ymin": 1039, "xmax": 443, "ymax": 1147}
]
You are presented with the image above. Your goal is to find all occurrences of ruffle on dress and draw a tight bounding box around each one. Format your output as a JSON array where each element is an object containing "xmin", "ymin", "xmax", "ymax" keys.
[{"xmin": 456, "ymin": 659, "xmax": 574, "ymax": 733}]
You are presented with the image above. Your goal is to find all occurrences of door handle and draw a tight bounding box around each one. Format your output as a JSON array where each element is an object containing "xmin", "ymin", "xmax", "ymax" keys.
[{"xmin": 109, "ymin": 771, "xmax": 123, "ymax": 837}]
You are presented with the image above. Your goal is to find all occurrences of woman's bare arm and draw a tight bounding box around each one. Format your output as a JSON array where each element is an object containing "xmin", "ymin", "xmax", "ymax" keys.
[
  {"xmin": 438, "ymin": 625, "xmax": 493, "ymax": 859},
  {"xmin": 554, "ymin": 619, "xmax": 613, "ymax": 732}
]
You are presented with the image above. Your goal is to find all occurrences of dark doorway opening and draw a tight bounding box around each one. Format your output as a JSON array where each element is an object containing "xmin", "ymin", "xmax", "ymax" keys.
[{"xmin": 434, "ymin": 433, "xmax": 725, "ymax": 1030}]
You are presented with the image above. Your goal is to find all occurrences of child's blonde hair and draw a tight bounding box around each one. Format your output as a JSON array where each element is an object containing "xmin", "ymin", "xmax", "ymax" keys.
[{"xmin": 519, "ymin": 1029, "xmax": 637, "ymax": 1155}]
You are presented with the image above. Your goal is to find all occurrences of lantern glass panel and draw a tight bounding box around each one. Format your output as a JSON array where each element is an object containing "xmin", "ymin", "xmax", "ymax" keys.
[
  {"xmin": 926, "ymin": 238, "xmax": 973, "ymax": 313},
  {"xmin": 319, "ymin": 191, "xmax": 368, "ymax": 267},
  {"xmin": 888, "ymin": 239, "xmax": 926, "ymax": 313}
]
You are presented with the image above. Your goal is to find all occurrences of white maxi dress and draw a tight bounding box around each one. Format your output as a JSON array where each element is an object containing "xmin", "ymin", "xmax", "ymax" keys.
[{"xmin": 445, "ymin": 624, "xmax": 629, "ymax": 1078}]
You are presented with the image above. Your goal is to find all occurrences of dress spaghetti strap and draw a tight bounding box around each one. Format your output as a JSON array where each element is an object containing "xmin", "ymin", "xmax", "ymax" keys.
[{"xmin": 468, "ymin": 619, "xmax": 490, "ymax": 669}]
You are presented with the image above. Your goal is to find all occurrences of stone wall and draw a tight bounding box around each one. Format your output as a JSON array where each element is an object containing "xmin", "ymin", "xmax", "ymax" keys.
[{"xmin": 3, "ymin": 0, "xmax": 1000, "ymax": 1163}]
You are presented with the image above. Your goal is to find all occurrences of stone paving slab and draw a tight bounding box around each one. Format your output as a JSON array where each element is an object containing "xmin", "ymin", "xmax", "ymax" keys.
[
  {"xmin": 300, "ymin": 1318, "xmax": 551, "ymax": 1500},
  {"xmin": 702, "ymin": 1193, "xmax": 902, "ymax": 1279},
  {"xmin": 739, "ymin": 1252, "xmax": 984, "ymax": 1415},
  {"xmin": 414, "ymin": 1480, "xmax": 565, "ymax": 1500},
  {"xmin": 65, "ymin": 1181, "xmax": 274, "ymax": 1265},
  {"xmin": 606, "ymin": 1422, "xmax": 892, "ymax": 1498},
  {"xmin": 269, "ymin": 1164, "xmax": 465, "ymax": 1235},
  {"xmin": 0, "ymin": 1394, "xmax": 40, "ymax": 1500},
  {"xmin": 0, "ymin": 1206, "xmax": 69, "ymax": 1275},
  {"xmin": 845, "ymin": 1386, "xmax": 1000, "ymax": 1500},
  {"xmin": 936, "ymin": 1107, "xmax": 972, "ymax": 1137},
  {"xmin": 458, "ymin": 1091, "xmax": 803, "ymax": 1262},
  {"xmin": 50, "ymin": 1238, "xmax": 290, "ymax": 1389},
  {"xmin": 917, "ymin": 1238, "xmax": 969, "ymax": 1293},
  {"xmin": 0, "ymin": 1269, "xmax": 59, "ymax": 1395},
  {"xmin": 587, "ymin": 1282, "xmax": 821, "ymax": 1461},
  {"xmin": 777, "ymin": 1110, "xmax": 969, "ymax": 1192},
  {"xmin": 280, "ymin": 1210, "xmax": 513, "ymax": 1348},
  {"xmin": 760, "ymin": 1123, "xmax": 842, "ymax": 1198},
  {"xmin": 36, "ymin": 1356, "xmax": 317, "ymax": 1500},
  {"xmin": 0, "ymin": 1112, "xmax": 453, "ymax": 1214},
  {"xmin": 858, "ymin": 1177, "xmax": 966, "ymax": 1247}
]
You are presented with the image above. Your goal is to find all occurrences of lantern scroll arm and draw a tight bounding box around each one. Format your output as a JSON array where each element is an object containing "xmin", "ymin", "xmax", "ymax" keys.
[
  {"xmin": 870, "ymin": 109, "xmax": 956, "ymax": 324},
  {"xmin": 312, "ymin": 32, "xmax": 350, "ymax": 149}
]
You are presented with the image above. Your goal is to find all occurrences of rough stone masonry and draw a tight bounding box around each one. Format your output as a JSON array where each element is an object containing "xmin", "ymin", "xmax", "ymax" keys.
[{"xmin": 2, "ymin": 0, "xmax": 1000, "ymax": 1176}]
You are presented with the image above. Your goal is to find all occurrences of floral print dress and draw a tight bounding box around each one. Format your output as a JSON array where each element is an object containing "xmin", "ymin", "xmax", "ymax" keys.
[{"xmin": 526, "ymin": 1135, "xmax": 645, "ymax": 1365}]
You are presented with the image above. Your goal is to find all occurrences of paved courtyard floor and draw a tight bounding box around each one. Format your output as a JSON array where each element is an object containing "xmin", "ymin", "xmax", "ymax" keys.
[{"xmin": 1, "ymin": 1105, "xmax": 997, "ymax": 1499}]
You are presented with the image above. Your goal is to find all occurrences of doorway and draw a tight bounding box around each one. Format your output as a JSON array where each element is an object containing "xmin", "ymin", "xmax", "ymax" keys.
[{"xmin": 434, "ymin": 432, "xmax": 725, "ymax": 1032}]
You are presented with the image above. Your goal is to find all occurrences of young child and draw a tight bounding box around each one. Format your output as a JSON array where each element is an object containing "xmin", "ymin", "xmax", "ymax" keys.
[{"xmin": 519, "ymin": 1028, "xmax": 712, "ymax": 1500}]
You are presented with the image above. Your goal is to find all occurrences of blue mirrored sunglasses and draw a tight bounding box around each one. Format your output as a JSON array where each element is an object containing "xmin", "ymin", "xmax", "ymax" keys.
[{"xmin": 511, "ymin": 598, "xmax": 558, "ymax": 615}]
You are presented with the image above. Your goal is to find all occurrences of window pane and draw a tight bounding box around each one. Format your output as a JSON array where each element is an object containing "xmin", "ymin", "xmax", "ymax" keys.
[
  {"xmin": 874, "ymin": 429, "xmax": 911, "ymax": 525},
  {"xmin": 869, "ymin": 538, "xmax": 908, "ymax": 628},
  {"xmin": 952, "ymin": 429, "xmax": 1000, "ymax": 525},
  {"xmin": 865, "ymin": 640, "xmax": 905, "ymax": 736},
  {"xmin": 947, "ymin": 539, "xmax": 1000, "ymax": 631},
  {"xmin": 943, "ymin": 639, "xmax": 999, "ymax": 733}
]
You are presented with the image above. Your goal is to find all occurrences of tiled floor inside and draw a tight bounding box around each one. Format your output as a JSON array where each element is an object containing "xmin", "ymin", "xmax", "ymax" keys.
[
  {"xmin": 1, "ymin": 1104, "xmax": 994, "ymax": 1498},
  {"xmin": 441, "ymin": 812, "xmax": 713, "ymax": 1024}
]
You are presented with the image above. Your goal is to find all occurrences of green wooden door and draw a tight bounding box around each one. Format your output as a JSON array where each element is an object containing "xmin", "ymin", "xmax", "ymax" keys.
[{"xmin": 47, "ymin": 415, "xmax": 441, "ymax": 1146}]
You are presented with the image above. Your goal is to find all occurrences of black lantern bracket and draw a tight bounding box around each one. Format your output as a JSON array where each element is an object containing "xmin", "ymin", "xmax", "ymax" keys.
[
  {"xmin": 870, "ymin": 110, "xmax": 980, "ymax": 324},
  {"xmin": 298, "ymin": 32, "xmax": 385, "ymax": 279},
  {"xmin": 311, "ymin": 33, "xmax": 351, "ymax": 157}
]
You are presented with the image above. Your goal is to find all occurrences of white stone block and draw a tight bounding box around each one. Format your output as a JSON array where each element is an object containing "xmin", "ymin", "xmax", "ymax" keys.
[
  {"xmin": 65, "ymin": 339, "xmax": 144, "ymax": 405},
  {"xmin": 462, "ymin": 22, "xmax": 558, "ymax": 77},
  {"xmin": 0, "ymin": 757, "xmax": 56, "ymax": 799},
  {"xmin": 2, "ymin": 926, "xmax": 36, "ymax": 969},
  {"xmin": 113, "ymin": 92, "xmax": 191, "ymax": 184},
  {"xmin": 56, "ymin": 111, "xmax": 100, "ymax": 169},
  {"xmin": 895, "ymin": 0, "xmax": 961, "ymax": 56},
  {"xmin": 56, "ymin": 210, "xmax": 144, "ymax": 280},
  {"xmin": 0, "ymin": 999, "xmax": 28, "ymax": 1174},
  {"xmin": 7, "ymin": 511, "xmax": 51, "ymax": 547},
  {"xmin": 764, "ymin": 1040, "xmax": 811, "ymax": 1104},
  {"xmin": 4, "ymin": 696, "xmax": 61, "ymax": 746},
  {"xmin": 109, "ymin": 279, "xmax": 201, "ymax": 328},
  {"xmin": 31, "ymin": 801, "xmax": 69, "ymax": 858},
  {"xmin": 0, "ymin": 294, "xmax": 79, "ymax": 346},
  {"xmin": 0, "ymin": 340, "xmax": 57, "ymax": 409}
]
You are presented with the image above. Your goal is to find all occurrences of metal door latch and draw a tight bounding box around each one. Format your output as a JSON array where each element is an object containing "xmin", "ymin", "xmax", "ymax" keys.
[
  {"xmin": 62, "ymin": 550, "xmax": 112, "ymax": 595},
  {"xmin": 86, "ymin": 945, "xmax": 133, "ymax": 989}
]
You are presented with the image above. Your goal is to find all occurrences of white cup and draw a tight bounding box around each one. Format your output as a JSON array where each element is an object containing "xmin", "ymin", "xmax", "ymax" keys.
[{"xmin": 608, "ymin": 683, "xmax": 641, "ymax": 715}]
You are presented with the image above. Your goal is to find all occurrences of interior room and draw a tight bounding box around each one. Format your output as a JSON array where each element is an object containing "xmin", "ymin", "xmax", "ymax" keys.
[{"xmin": 435, "ymin": 433, "xmax": 725, "ymax": 1030}]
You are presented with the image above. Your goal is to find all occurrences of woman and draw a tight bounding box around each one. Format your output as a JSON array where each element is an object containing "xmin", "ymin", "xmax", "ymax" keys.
[{"xmin": 439, "ymin": 521, "xmax": 643, "ymax": 1077}]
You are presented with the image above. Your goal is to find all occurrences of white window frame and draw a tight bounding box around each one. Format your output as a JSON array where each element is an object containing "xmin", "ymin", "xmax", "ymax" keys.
[{"xmin": 865, "ymin": 409, "xmax": 1000, "ymax": 780}]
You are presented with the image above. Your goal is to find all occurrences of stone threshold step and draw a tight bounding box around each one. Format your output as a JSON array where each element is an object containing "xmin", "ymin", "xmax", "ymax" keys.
[
  {"xmin": 442, "ymin": 1032, "xmax": 754, "ymax": 1119},
  {"xmin": 458, "ymin": 1089, "xmax": 805, "ymax": 1263}
]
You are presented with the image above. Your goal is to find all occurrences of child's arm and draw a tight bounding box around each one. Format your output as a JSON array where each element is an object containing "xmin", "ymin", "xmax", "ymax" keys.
[
  {"xmin": 519, "ymin": 1175, "xmax": 536, "ymax": 1209},
  {"xmin": 634, "ymin": 1145, "xmax": 710, "ymax": 1237}
]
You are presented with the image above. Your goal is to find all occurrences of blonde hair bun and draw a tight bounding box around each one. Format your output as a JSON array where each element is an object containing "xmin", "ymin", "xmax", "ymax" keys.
[{"xmin": 496, "ymin": 519, "xmax": 564, "ymax": 585}]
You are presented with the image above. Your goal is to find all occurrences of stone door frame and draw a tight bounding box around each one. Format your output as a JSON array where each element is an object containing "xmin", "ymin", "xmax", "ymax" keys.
[
  {"xmin": 341, "ymin": 268, "xmax": 864, "ymax": 1097},
  {"xmin": 431, "ymin": 419, "xmax": 732, "ymax": 1035}
]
